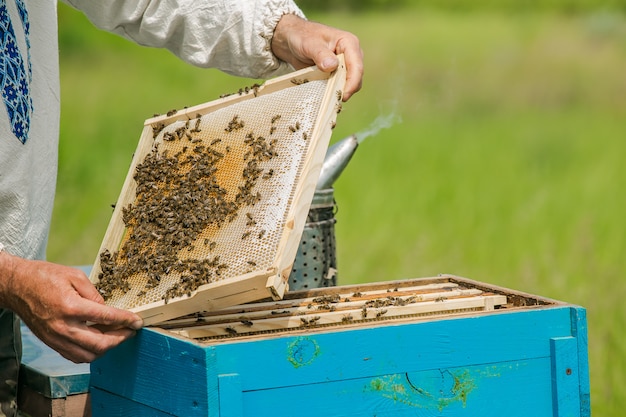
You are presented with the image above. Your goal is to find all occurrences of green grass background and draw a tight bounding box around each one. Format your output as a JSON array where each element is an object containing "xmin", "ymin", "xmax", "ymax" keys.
[{"xmin": 51, "ymin": 4, "xmax": 625, "ymax": 414}]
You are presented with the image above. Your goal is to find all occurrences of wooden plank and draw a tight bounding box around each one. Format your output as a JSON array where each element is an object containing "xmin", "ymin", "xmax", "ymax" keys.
[
  {"xmin": 208, "ymin": 307, "xmax": 576, "ymax": 392},
  {"xmin": 143, "ymin": 65, "xmax": 331, "ymax": 128},
  {"xmin": 218, "ymin": 374, "xmax": 243, "ymax": 417},
  {"xmin": 570, "ymin": 307, "xmax": 591, "ymax": 416},
  {"xmin": 162, "ymin": 288, "xmax": 485, "ymax": 329},
  {"xmin": 158, "ymin": 281, "xmax": 473, "ymax": 328},
  {"xmin": 550, "ymin": 336, "xmax": 581, "ymax": 417},
  {"xmin": 65, "ymin": 394, "xmax": 91, "ymax": 417},
  {"xmin": 173, "ymin": 294, "xmax": 508, "ymax": 340},
  {"xmin": 91, "ymin": 306, "xmax": 577, "ymax": 412},
  {"xmin": 90, "ymin": 329, "xmax": 212, "ymax": 416},
  {"xmin": 90, "ymin": 387, "xmax": 174, "ymax": 417},
  {"xmin": 239, "ymin": 358, "xmax": 555, "ymax": 417},
  {"xmin": 273, "ymin": 58, "xmax": 347, "ymax": 285},
  {"xmin": 121, "ymin": 272, "xmax": 276, "ymax": 325},
  {"xmin": 88, "ymin": 57, "xmax": 347, "ymax": 325},
  {"xmin": 17, "ymin": 384, "xmax": 91, "ymax": 417}
]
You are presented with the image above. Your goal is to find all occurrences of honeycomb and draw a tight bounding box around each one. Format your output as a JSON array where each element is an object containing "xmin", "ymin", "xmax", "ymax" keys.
[{"xmin": 93, "ymin": 75, "xmax": 340, "ymax": 313}]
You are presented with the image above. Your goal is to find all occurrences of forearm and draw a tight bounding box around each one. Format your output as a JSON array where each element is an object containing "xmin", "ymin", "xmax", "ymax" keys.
[{"xmin": 0, "ymin": 248, "xmax": 19, "ymax": 311}]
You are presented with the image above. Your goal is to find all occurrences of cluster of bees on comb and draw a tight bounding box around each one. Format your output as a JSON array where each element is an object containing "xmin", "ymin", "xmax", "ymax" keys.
[{"xmin": 96, "ymin": 105, "xmax": 300, "ymax": 304}]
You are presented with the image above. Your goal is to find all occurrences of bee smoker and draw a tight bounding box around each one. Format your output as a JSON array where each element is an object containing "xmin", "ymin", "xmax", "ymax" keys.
[{"xmin": 288, "ymin": 135, "xmax": 358, "ymax": 290}]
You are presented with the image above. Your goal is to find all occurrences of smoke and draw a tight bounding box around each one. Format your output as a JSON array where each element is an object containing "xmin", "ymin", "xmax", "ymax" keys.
[{"xmin": 354, "ymin": 102, "xmax": 402, "ymax": 144}]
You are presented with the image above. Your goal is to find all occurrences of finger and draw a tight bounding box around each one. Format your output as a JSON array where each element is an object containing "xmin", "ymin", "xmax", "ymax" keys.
[
  {"xmin": 39, "ymin": 325, "xmax": 100, "ymax": 363},
  {"xmin": 336, "ymin": 40, "xmax": 364, "ymax": 101},
  {"xmin": 62, "ymin": 325, "xmax": 137, "ymax": 363},
  {"xmin": 70, "ymin": 270, "xmax": 106, "ymax": 304},
  {"xmin": 56, "ymin": 344, "xmax": 99, "ymax": 364},
  {"xmin": 79, "ymin": 300, "xmax": 143, "ymax": 330}
]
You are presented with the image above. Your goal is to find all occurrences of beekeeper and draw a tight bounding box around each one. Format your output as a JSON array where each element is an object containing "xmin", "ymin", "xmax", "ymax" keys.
[{"xmin": 0, "ymin": 1, "xmax": 363, "ymax": 414}]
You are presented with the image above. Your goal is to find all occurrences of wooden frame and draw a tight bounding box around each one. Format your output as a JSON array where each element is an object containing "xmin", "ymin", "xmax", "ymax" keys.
[{"xmin": 89, "ymin": 57, "xmax": 347, "ymax": 325}]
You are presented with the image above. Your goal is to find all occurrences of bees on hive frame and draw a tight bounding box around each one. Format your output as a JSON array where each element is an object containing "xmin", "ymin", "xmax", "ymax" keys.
[
  {"xmin": 96, "ymin": 120, "xmax": 245, "ymax": 303},
  {"xmin": 97, "ymin": 92, "xmax": 291, "ymax": 304}
]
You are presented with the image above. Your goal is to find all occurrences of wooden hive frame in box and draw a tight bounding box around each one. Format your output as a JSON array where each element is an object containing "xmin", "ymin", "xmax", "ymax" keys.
[{"xmin": 89, "ymin": 56, "xmax": 347, "ymax": 325}]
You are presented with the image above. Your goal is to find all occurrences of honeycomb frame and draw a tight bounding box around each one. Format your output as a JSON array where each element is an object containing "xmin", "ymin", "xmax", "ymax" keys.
[{"xmin": 89, "ymin": 56, "xmax": 347, "ymax": 325}]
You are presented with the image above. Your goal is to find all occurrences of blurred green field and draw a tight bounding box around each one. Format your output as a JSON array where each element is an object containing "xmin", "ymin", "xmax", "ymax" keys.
[{"xmin": 51, "ymin": 4, "xmax": 625, "ymax": 414}]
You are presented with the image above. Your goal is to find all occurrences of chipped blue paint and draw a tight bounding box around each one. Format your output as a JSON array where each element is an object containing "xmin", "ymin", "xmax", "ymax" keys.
[
  {"xmin": 286, "ymin": 336, "xmax": 320, "ymax": 368},
  {"xmin": 367, "ymin": 369, "xmax": 476, "ymax": 411}
]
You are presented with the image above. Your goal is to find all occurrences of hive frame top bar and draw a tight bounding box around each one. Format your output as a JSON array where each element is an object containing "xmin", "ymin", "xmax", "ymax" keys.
[
  {"xmin": 156, "ymin": 274, "xmax": 568, "ymax": 345},
  {"xmin": 89, "ymin": 56, "xmax": 347, "ymax": 326}
]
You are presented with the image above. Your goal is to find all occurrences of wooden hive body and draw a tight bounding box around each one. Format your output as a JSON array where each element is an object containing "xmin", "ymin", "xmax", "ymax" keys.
[
  {"xmin": 89, "ymin": 59, "xmax": 346, "ymax": 325},
  {"xmin": 90, "ymin": 275, "xmax": 590, "ymax": 416}
]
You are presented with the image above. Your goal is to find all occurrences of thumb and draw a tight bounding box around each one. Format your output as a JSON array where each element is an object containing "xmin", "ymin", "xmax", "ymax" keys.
[{"xmin": 314, "ymin": 50, "xmax": 339, "ymax": 73}]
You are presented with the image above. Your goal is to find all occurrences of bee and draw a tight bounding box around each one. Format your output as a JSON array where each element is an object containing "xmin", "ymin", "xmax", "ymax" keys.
[
  {"xmin": 295, "ymin": 121, "xmax": 301, "ymax": 130},
  {"xmin": 289, "ymin": 125, "xmax": 296, "ymax": 133},
  {"xmin": 341, "ymin": 314, "xmax": 354, "ymax": 323},
  {"xmin": 166, "ymin": 109, "xmax": 177, "ymax": 116},
  {"xmin": 258, "ymin": 230, "xmax": 266, "ymax": 239},
  {"xmin": 302, "ymin": 132, "xmax": 308, "ymax": 141},
  {"xmin": 330, "ymin": 121, "xmax": 336, "ymax": 130},
  {"xmin": 225, "ymin": 326, "xmax": 237, "ymax": 335},
  {"xmin": 247, "ymin": 260, "xmax": 256, "ymax": 267},
  {"xmin": 193, "ymin": 117, "xmax": 202, "ymax": 132},
  {"xmin": 336, "ymin": 90, "xmax": 343, "ymax": 101},
  {"xmin": 152, "ymin": 122, "xmax": 166, "ymax": 138},
  {"xmin": 240, "ymin": 319, "xmax": 253, "ymax": 327},
  {"xmin": 336, "ymin": 103, "xmax": 343, "ymax": 114},
  {"xmin": 352, "ymin": 292, "xmax": 363, "ymax": 297},
  {"xmin": 376, "ymin": 309, "xmax": 388, "ymax": 318},
  {"xmin": 271, "ymin": 114, "xmax": 281, "ymax": 123},
  {"xmin": 435, "ymin": 296, "xmax": 447, "ymax": 302},
  {"xmin": 241, "ymin": 231, "xmax": 251, "ymax": 240},
  {"xmin": 210, "ymin": 138, "xmax": 222, "ymax": 146},
  {"xmin": 269, "ymin": 126, "xmax": 277, "ymax": 135}
]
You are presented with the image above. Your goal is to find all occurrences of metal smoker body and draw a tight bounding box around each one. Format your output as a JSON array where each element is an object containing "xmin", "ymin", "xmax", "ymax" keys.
[{"xmin": 288, "ymin": 135, "xmax": 358, "ymax": 290}]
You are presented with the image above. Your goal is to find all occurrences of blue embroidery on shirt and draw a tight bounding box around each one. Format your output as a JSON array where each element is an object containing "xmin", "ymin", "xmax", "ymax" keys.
[{"xmin": 0, "ymin": 0, "xmax": 33, "ymax": 144}]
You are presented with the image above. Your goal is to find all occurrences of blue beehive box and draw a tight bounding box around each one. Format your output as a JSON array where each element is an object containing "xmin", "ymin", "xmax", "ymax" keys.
[{"xmin": 89, "ymin": 275, "xmax": 590, "ymax": 416}]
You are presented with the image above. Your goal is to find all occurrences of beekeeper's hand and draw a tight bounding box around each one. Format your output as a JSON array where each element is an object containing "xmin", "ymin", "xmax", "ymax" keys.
[
  {"xmin": 272, "ymin": 14, "xmax": 363, "ymax": 102},
  {"xmin": 0, "ymin": 252, "xmax": 143, "ymax": 363}
]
